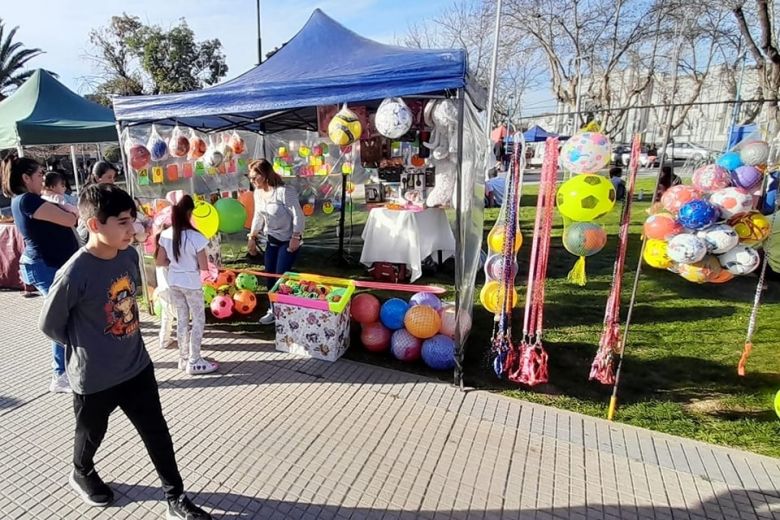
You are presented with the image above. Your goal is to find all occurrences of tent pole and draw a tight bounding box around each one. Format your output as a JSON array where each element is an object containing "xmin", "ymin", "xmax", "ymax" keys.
[
  {"xmin": 70, "ymin": 146, "xmax": 80, "ymax": 194},
  {"xmin": 453, "ymin": 89, "xmax": 466, "ymax": 391},
  {"xmin": 16, "ymin": 138, "xmax": 24, "ymax": 158}
]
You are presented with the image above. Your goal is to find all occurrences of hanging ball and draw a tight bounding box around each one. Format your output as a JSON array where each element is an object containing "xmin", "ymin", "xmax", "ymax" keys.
[
  {"xmin": 328, "ymin": 106, "xmax": 362, "ymax": 146},
  {"xmin": 717, "ymin": 245, "xmax": 761, "ymax": 275},
  {"xmin": 562, "ymin": 222, "xmax": 607, "ymax": 257},
  {"xmin": 560, "ymin": 132, "xmax": 611, "ymax": 173},
  {"xmin": 390, "ymin": 329, "xmax": 422, "ymax": 362},
  {"xmin": 717, "ymin": 151, "xmax": 743, "ymax": 171},
  {"xmin": 229, "ymin": 132, "xmax": 246, "ymax": 155},
  {"xmin": 676, "ymin": 200, "xmax": 719, "ymax": 230},
  {"xmin": 188, "ymin": 135, "xmax": 207, "ymax": 160},
  {"xmin": 661, "ymin": 185, "xmax": 701, "ymax": 215},
  {"xmin": 643, "ymin": 213, "xmax": 683, "ymax": 240},
  {"xmin": 556, "ymin": 174, "xmax": 616, "ymax": 221},
  {"xmin": 692, "ymin": 164, "xmax": 731, "ymax": 193},
  {"xmin": 677, "ymin": 255, "xmax": 722, "ymax": 284},
  {"xmin": 643, "ymin": 239, "xmax": 674, "ymax": 269},
  {"xmin": 232, "ymin": 289, "xmax": 257, "ymax": 314},
  {"xmin": 375, "ymin": 97, "xmax": 414, "ymax": 139},
  {"xmin": 667, "ymin": 233, "xmax": 708, "ymax": 265},
  {"xmin": 210, "ymin": 295, "xmax": 234, "ymax": 319},
  {"xmin": 697, "ymin": 223, "xmax": 740, "ymax": 254},
  {"xmin": 149, "ymin": 137, "xmax": 168, "ymax": 162},
  {"xmin": 483, "ymin": 254, "xmax": 519, "ymax": 282},
  {"xmin": 728, "ymin": 211, "xmax": 771, "ymax": 246},
  {"xmin": 202, "ymin": 284, "xmax": 217, "ymax": 305},
  {"xmin": 409, "ymin": 292, "xmax": 442, "ymax": 311},
  {"xmin": 379, "ymin": 298, "xmax": 409, "ymax": 330},
  {"xmin": 421, "ymin": 334, "xmax": 456, "ymax": 371},
  {"xmin": 709, "ymin": 187, "xmax": 755, "ymax": 219},
  {"xmin": 170, "ymin": 135, "xmax": 190, "ymax": 158},
  {"xmin": 487, "ymin": 227, "xmax": 522, "ymax": 254},
  {"xmin": 403, "ymin": 305, "xmax": 442, "ymax": 339},
  {"xmin": 129, "ymin": 144, "xmax": 151, "ymax": 170},
  {"xmin": 739, "ymin": 140, "xmax": 769, "ymax": 166},
  {"xmin": 360, "ymin": 322, "xmax": 391, "ymax": 353},
  {"xmin": 479, "ymin": 280, "xmax": 518, "ymax": 314}
]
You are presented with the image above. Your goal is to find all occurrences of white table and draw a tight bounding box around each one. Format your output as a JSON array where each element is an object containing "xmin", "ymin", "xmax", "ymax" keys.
[{"xmin": 360, "ymin": 207, "xmax": 456, "ymax": 281}]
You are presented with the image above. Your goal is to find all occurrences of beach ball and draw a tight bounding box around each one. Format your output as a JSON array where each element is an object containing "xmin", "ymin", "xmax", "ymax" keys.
[
  {"xmin": 483, "ymin": 254, "xmax": 519, "ymax": 282},
  {"xmin": 709, "ymin": 187, "xmax": 754, "ymax": 218},
  {"xmin": 170, "ymin": 135, "xmax": 190, "ymax": 158},
  {"xmin": 214, "ymin": 198, "xmax": 247, "ymax": 234},
  {"xmin": 391, "ymin": 329, "xmax": 422, "ymax": 362},
  {"xmin": 643, "ymin": 213, "xmax": 683, "ymax": 240},
  {"xmin": 202, "ymin": 284, "xmax": 217, "ymax": 305},
  {"xmin": 210, "ymin": 295, "xmax": 234, "ymax": 319},
  {"xmin": 149, "ymin": 137, "xmax": 168, "ymax": 162},
  {"xmin": 215, "ymin": 270, "xmax": 236, "ymax": 288},
  {"xmin": 404, "ymin": 305, "xmax": 442, "ymax": 339},
  {"xmin": 479, "ymin": 280, "xmax": 518, "ymax": 314},
  {"xmin": 375, "ymin": 97, "xmax": 413, "ymax": 139},
  {"xmin": 191, "ymin": 201, "xmax": 219, "ymax": 239},
  {"xmin": 232, "ymin": 290, "xmax": 257, "ymax": 315},
  {"xmin": 677, "ymin": 200, "xmax": 719, "ymax": 230},
  {"xmin": 692, "ymin": 164, "xmax": 731, "ymax": 193},
  {"xmin": 731, "ymin": 165, "xmax": 763, "ymax": 191},
  {"xmin": 643, "ymin": 239, "xmax": 674, "ymax": 269},
  {"xmin": 556, "ymin": 174, "xmax": 616, "ymax": 221},
  {"xmin": 328, "ymin": 106, "xmax": 362, "ymax": 146},
  {"xmin": 189, "ymin": 135, "xmax": 207, "ymax": 160},
  {"xmin": 661, "ymin": 185, "xmax": 701, "ymax": 215},
  {"xmin": 560, "ymin": 132, "xmax": 611, "ymax": 173},
  {"xmin": 678, "ymin": 256, "xmax": 722, "ymax": 284},
  {"xmin": 351, "ymin": 293, "xmax": 381, "ymax": 323},
  {"xmin": 439, "ymin": 304, "xmax": 472, "ymax": 339},
  {"xmin": 717, "ymin": 152, "xmax": 743, "ymax": 171},
  {"xmin": 421, "ymin": 335, "xmax": 456, "ymax": 370},
  {"xmin": 562, "ymin": 222, "xmax": 607, "ymax": 257},
  {"xmin": 697, "ymin": 224, "xmax": 739, "ymax": 254},
  {"xmin": 718, "ymin": 245, "xmax": 761, "ymax": 275},
  {"xmin": 667, "ymin": 233, "xmax": 707, "ymax": 264},
  {"xmin": 235, "ymin": 273, "xmax": 258, "ymax": 292},
  {"xmin": 379, "ymin": 298, "xmax": 409, "ymax": 330},
  {"xmin": 409, "ymin": 292, "xmax": 442, "ymax": 311},
  {"xmin": 728, "ymin": 211, "xmax": 771, "ymax": 246},
  {"xmin": 739, "ymin": 141, "xmax": 769, "ymax": 166},
  {"xmin": 129, "ymin": 144, "xmax": 151, "ymax": 170},
  {"xmin": 360, "ymin": 322, "xmax": 391, "ymax": 353},
  {"xmin": 487, "ymin": 226, "xmax": 522, "ymax": 254}
]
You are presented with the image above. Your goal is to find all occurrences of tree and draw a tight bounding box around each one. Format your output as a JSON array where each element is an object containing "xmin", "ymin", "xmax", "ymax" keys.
[{"xmin": 0, "ymin": 19, "xmax": 44, "ymax": 99}]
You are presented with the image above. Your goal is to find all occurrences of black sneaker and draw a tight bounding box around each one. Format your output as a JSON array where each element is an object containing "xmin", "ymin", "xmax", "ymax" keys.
[
  {"xmin": 166, "ymin": 494, "xmax": 212, "ymax": 520},
  {"xmin": 69, "ymin": 468, "xmax": 114, "ymax": 507}
]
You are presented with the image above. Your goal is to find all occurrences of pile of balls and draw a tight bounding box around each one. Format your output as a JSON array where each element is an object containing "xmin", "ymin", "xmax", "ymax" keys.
[
  {"xmin": 204, "ymin": 271, "xmax": 260, "ymax": 319},
  {"xmin": 275, "ymin": 278, "xmax": 346, "ymax": 304},
  {"xmin": 642, "ymin": 140, "xmax": 772, "ymax": 283},
  {"xmin": 273, "ymin": 142, "xmax": 331, "ymax": 177},
  {"xmin": 350, "ymin": 292, "xmax": 472, "ymax": 371}
]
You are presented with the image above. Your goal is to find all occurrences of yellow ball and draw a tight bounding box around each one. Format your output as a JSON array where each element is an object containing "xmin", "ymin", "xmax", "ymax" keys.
[
  {"xmin": 643, "ymin": 239, "xmax": 673, "ymax": 269},
  {"xmin": 678, "ymin": 256, "xmax": 721, "ymax": 284},
  {"xmin": 191, "ymin": 201, "xmax": 219, "ymax": 239},
  {"xmin": 479, "ymin": 280, "xmax": 518, "ymax": 314},
  {"xmin": 487, "ymin": 227, "xmax": 522, "ymax": 254},
  {"xmin": 328, "ymin": 107, "xmax": 362, "ymax": 146},
  {"xmin": 728, "ymin": 211, "xmax": 770, "ymax": 246},
  {"xmin": 556, "ymin": 174, "xmax": 616, "ymax": 221}
]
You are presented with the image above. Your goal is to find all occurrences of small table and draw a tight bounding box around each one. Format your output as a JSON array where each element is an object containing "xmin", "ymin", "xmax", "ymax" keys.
[
  {"xmin": 360, "ymin": 207, "xmax": 455, "ymax": 282},
  {"xmin": 0, "ymin": 222, "xmax": 26, "ymax": 290}
]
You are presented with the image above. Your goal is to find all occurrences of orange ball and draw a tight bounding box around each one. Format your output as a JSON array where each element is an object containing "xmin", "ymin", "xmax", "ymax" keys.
[
  {"xmin": 215, "ymin": 270, "xmax": 236, "ymax": 288},
  {"xmin": 403, "ymin": 305, "xmax": 442, "ymax": 339},
  {"xmin": 643, "ymin": 213, "xmax": 682, "ymax": 240},
  {"xmin": 232, "ymin": 289, "xmax": 257, "ymax": 314}
]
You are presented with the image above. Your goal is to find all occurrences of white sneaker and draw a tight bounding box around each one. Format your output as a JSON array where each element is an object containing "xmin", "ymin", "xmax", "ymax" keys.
[
  {"xmin": 186, "ymin": 357, "xmax": 219, "ymax": 375},
  {"xmin": 177, "ymin": 358, "xmax": 187, "ymax": 371},
  {"xmin": 259, "ymin": 309, "xmax": 275, "ymax": 325},
  {"xmin": 49, "ymin": 372, "xmax": 72, "ymax": 393}
]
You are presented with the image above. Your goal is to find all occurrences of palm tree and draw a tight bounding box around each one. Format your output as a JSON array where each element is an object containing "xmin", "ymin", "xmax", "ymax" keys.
[{"xmin": 0, "ymin": 19, "xmax": 43, "ymax": 100}]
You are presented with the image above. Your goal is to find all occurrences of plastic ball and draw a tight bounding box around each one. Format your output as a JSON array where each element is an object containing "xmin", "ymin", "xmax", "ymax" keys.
[
  {"xmin": 731, "ymin": 165, "xmax": 763, "ymax": 191},
  {"xmin": 379, "ymin": 298, "xmax": 409, "ymax": 330},
  {"xmin": 483, "ymin": 254, "xmax": 519, "ymax": 282},
  {"xmin": 661, "ymin": 185, "xmax": 701, "ymax": 215},
  {"xmin": 667, "ymin": 233, "xmax": 707, "ymax": 264},
  {"xmin": 697, "ymin": 224, "xmax": 739, "ymax": 254},
  {"xmin": 375, "ymin": 97, "xmax": 413, "ymax": 139},
  {"xmin": 487, "ymin": 227, "xmax": 522, "ymax": 254},
  {"xmin": 728, "ymin": 211, "xmax": 771, "ymax": 246},
  {"xmin": 204, "ymin": 147, "xmax": 224, "ymax": 168},
  {"xmin": 215, "ymin": 270, "xmax": 236, "ymax": 288},
  {"xmin": 404, "ymin": 305, "xmax": 442, "ymax": 339},
  {"xmin": 328, "ymin": 106, "xmax": 362, "ymax": 146},
  {"xmin": 709, "ymin": 187, "xmax": 754, "ymax": 219},
  {"xmin": 643, "ymin": 239, "xmax": 674, "ymax": 269},
  {"xmin": 709, "ymin": 270, "xmax": 735, "ymax": 284},
  {"xmin": 438, "ymin": 304, "xmax": 471, "ymax": 339},
  {"xmin": 560, "ymin": 132, "xmax": 611, "ymax": 173},
  {"xmin": 421, "ymin": 334, "xmax": 456, "ymax": 370},
  {"xmin": 390, "ymin": 329, "xmax": 422, "ymax": 362},
  {"xmin": 188, "ymin": 136, "xmax": 207, "ymax": 160},
  {"xmin": 643, "ymin": 213, "xmax": 683, "ymax": 240},
  {"xmin": 235, "ymin": 273, "xmax": 258, "ymax": 292},
  {"xmin": 129, "ymin": 144, "xmax": 151, "ymax": 170},
  {"xmin": 191, "ymin": 201, "xmax": 219, "ymax": 239},
  {"xmin": 677, "ymin": 200, "xmax": 719, "ymax": 230},
  {"xmin": 677, "ymin": 256, "xmax": 722, "ymax": 284},
  {"xmin": 229, "ymin": 133, "xmax": 246, "ymax": 155},
  {"xmin": 238, "ymin": 191, "xmax": 254, "ymax": 229},
  {"xmin": 479, "ymin": 280, "xmax": 518, "ymax": 314},
  {"xmin": 350, "ymin": 293, "xmax": 381, "ymax": 323},
  {"xmin": 232, "ymin": 289, "xmax": 257, "ymax": 315},
  {"xmin": 739, "ymin": 141, "xmax": 769, "ymax": 166},
  {"xmin": 562, "ymin": 222, "xmax": 607, "ymax": 257},
  {"xmin": 210, "ymin": 295, "xmax": 234, "ymax": 319},
  {"xmin": 214, "ymin": 198, "xmax": 247, "ymax": 234},
  {"xmin": 202, "ymin": 285, "xmax": 217, "ymax": 305},
  {"xmin": 149, "ymin": 138, "xmax": 168, "ymax": 162},
  {"xmin": 718, "ymin": 245, "xmax": 761, "ymax": 275},
  {"xmin": 409, "ymin": 292, "xmax": 442, "ymax": 311},
  {"xmin": 170, "ymin": 135, "xmax": 190, "ymax": 158},
  {"xmin": 556, "ymin": 174, "xmax": 616, "ymax": 221},
  {"xmin": 360, "ymin": 322, "xmax": 391, "ymax": 353},
  {"xmin": 692, "ymin": 164, "xmax": 731, "ymax": 193},
  {"xmin": 717, "ymin": 152, "xmax": 743, "ymax": 171}
]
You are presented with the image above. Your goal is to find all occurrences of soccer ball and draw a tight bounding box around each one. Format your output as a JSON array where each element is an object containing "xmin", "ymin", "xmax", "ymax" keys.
[
  {"xmin": 677, "ymin": 255, "xmax": 722, "ymax": 284},
  {"xmin": 556, "ymin": 174, "xmax": 616, "ymax": 221},
  {"xmin": 718, "ymin": 245, "xmax": 760, "ymax": 275},
  {"xmin": 728, "ymin": 211, "xmax": 771, "ymax": 246},
  {"xmin": 677, "ymin": 200, "xmax": 719, "ymax": 230},
  {"xmin": 667, "ymin": 233, "xmax": 707, "ymax": 264},
  {"xmin": 643, "ymin": 213, "xmax": 683, "ymax": 240},
  {"xmin": 328, "ymin": 105, "xmax": 362, "ymax": 146},
  {"xmin": 661, "ymin": 185, "xmax": 701, "ymax": 214},
  {"xmin": 731, "ymin": 165, "xmax": 763, "ymax": 191},
  {"xmin": 643, "ymin": 238, "xmax": 674, "ymax": 269},
  {"xmin": 375, "ymin": 97, "xmax": 413, "ymax": 139},
  {"xmin": 739, "ymin": 140, "xmax": 769, "ymax": 166},
  {"xmin": 692, "ymin": 164, "xmax": 731, "ymax": 193},
  {"xmin": 697, "ymin": 223, "xmax": 739, "ymax": 254},
  {"xmin": 709, "ymin": 187, "xmax": 754, "ymax": 219}
]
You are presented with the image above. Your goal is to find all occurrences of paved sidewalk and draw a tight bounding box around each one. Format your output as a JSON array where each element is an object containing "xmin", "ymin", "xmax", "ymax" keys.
[{"xmin": 0, "ymin": 290, "xmax": 778, "ymax": 520}]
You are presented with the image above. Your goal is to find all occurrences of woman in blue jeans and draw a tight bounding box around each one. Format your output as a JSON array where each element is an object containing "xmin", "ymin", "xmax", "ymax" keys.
[
  {"xmin": 246, "ymin": 159, "xmax": 305, "ymax": 325},
  {"xmin": 2, "ymin": 155, "xmax": 79, "ymax": 392}
]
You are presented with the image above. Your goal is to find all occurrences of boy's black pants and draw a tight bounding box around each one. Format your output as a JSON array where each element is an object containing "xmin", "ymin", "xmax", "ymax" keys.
[{"xmin": 72, "ymin": 362, "xmax": 184, "ymax": 500}]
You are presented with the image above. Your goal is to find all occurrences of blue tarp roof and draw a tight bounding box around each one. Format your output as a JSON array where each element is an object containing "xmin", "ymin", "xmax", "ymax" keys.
[{"xmin": 113, "ymin": 9, "xmax": 481, "ymax": 132}]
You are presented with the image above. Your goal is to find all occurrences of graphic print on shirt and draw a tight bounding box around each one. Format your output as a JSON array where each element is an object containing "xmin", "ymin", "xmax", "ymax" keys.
[{"xmin": 104, "ymin": 274, "xmax": 140, "ymax": 338}]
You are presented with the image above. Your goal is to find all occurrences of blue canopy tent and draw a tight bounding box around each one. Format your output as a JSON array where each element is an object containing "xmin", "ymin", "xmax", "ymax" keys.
[
  {"xmin": 113, "ymin": 9, "xmax": 487, "ymax": 387},
  {"xmin": 523, "ymin": 125, "xmax": 559, "ymax": 143}
]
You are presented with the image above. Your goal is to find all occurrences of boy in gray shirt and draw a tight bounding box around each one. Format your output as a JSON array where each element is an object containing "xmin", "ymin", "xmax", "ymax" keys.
[{"xmin": 40, "ymin": 184, "xmax": 211, "ymax": 519}]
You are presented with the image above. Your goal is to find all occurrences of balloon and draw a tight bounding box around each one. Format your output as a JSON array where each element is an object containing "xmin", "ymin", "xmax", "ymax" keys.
[
  {"xmin": 232, "ymin": 290, "xmax": 257, "ymax": 315},
  {"xmin": 238, "ymin": 191, "xmax": 254, "ymax": 229},
  {"xmin": 214, "ymin": 198, "xmax": 247, "ymax": 234},
  {"xmin": 421, "ymin": 335, "xmax": 456, "ymax": 370},
  {"xmin": 379, "ymin": 298, "xmax": 409, "ymax": 330},
  {"xmin": 403, "ymin": 305, "xmax": 442, "ymax": 339},
  {"xmin": 210, "ymin": 295, "xmax": 234, "ymax": 319},
  {"xmin": 360, "ymin": 322, "xmax": 391, "ymax": 353},
  {"xmin": 487, "ymin": 227, "xmax": 522, "ymax": 254},
  {"xmin": 560, "ymin": 132, "xmax": 611, "ymax": 173},
  {"xmin": 390, "ymin": 329, "xmax": 422, "ymax": 362},
  {"xmin": 717, "ymin": 152, "xmax": 743, "ymax": 171},
  {"xmin": 191, "ymin": 201, "xmax": 219, "ymax": 239},
  {"xmin": 479, "ymin": 280, "xmax": 518, "ymax": 314},
  {"xmin": 643, "ymin": 239, "xmax": 674, "ymax": 269},
  {"xmin": 556, "ymin": 174, "xmax": 616, "ymax": 221},
  {"xmin": 643, "ymin": 213, "xmax": 683, "ymax": 240},
  {"xmin": 351, "ymin": 294, "xmax": 381, "ymax": 323},
  {"xmin": 562, "ymin": 222, "xmax": 607, "ymax": 257}
]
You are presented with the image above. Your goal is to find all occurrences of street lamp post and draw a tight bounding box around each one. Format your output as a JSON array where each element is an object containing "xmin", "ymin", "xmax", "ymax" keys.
[{"xmin": 256, "ymin": 0, "xmax": 263, "ymax": 64}]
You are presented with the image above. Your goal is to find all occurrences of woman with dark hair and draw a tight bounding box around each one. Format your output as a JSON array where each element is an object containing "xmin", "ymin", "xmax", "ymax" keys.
[
  {"xmin": 1, "ymin": 154, "xmax": 79, "ymax": 393},
  {"xmin": 88, "ymin": 161, "xmax": 118, "ymax": 185},
  {"xmin": 656, "ymin": 165, "xmax": 682, "ymax": 200},
  {"xmin": 246, "ymin": 159, "xmax": 305, "ymax": 325}
]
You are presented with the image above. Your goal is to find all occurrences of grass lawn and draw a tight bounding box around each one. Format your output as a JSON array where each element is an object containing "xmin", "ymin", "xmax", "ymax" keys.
[{"xmin": 209, "ymin": 179, "xmax": 780, "ymax": 458}]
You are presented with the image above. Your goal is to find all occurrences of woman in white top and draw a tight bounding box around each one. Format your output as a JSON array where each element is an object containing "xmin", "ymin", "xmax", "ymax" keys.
[
  {"xmin": 246, "ymin": 159, "xmax": 305, "ymax": 325},
  {"xmin": 157, "ymin": 195, "xmax": 219, "ymax": 375}
]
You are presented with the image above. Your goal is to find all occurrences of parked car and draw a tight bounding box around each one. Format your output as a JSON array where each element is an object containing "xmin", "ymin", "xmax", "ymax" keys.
[
  {"xmin": 617, "ymin": 144, "xmax": 659, "ymax": 167},
  {"xmin": 611, "ymin": 144, "xmax": 631, "ymax": 165},
  {"xmin": 663, "ymin": 141, "xmax": 714, "ymax": 162}
]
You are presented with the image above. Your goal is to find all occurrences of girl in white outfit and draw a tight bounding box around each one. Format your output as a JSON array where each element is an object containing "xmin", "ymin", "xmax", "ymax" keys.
[
  {"xmin": 157, "ymin": 195, "xmax": 219, "ymax": 375},
  {"xmin": 153, "ymin": 221, "xmax": 177, "ymax": 350}
]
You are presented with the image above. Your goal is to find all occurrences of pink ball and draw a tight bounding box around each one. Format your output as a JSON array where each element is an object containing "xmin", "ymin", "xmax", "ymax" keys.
[
  {"xmin": 210, "ymin": 295, "xmax": 234, "ymax": 319},
  {"xmin": 390, "ymin": 329, "xmax": 422, "ymax": 362},
  {"xmin": 692, "ymin": 164, "xmax": 731, "ymax": 193},
  {"xmin": 360, "ymin": 322, "xmax": 391, "ymax": 353},
  {"xmin": 438, "ymin": 304, "xmax": 472, "ymax": 339},
  {"xmin": 350, "ymin": 293, "xmax": 381, "ymax": 324},
  {"xmin": 661, "ymin": 185, "xmax": 701, "ymax": 215}
]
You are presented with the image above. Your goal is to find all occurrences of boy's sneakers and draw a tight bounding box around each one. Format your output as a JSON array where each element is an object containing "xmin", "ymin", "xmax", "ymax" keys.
[
  {"xmin": 185, "ymin": 358, "xmax": 219, "ymax": 375},
  {"xmin": 259, "ymin": 308, "xmax": 275, "ymax": 325},
  {"xmin": 69, "ymin": 468, "xmax": 114, "ymax": 507},
  {"xmin": 167, "ymin": 494, "xmax": 212, "ymax": 520},
  {"xmin": 49, "ymin": 372, "xmax": 72, "ymax": 393}
]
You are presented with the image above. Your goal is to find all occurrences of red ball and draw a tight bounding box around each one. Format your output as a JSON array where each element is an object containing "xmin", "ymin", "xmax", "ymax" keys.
[
  {"xmin": 350, "ymin": 293, "xmax": 381, "ymax": 324},
  {"xmin": 360, "ymin": 322, "xmax": 391, "ymax": 353}
]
